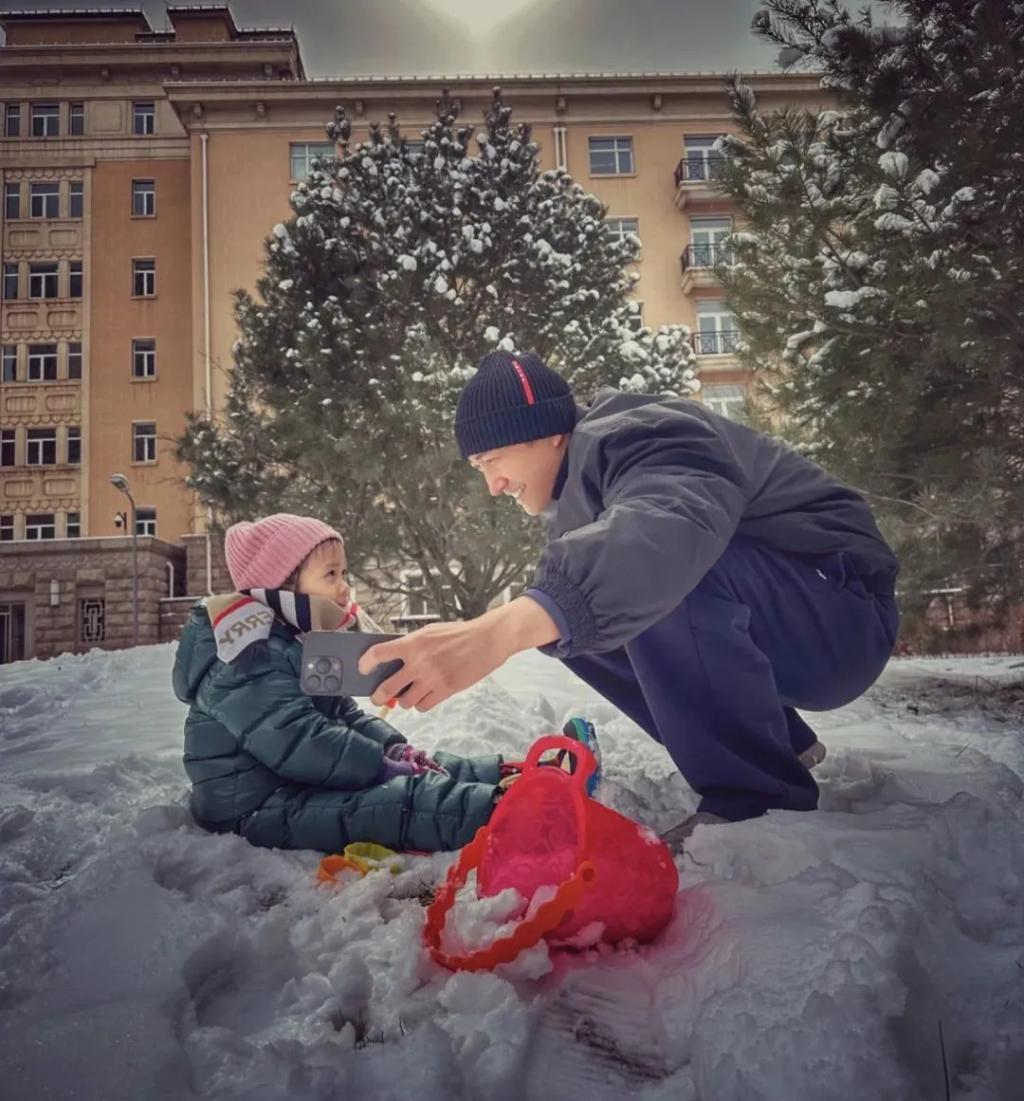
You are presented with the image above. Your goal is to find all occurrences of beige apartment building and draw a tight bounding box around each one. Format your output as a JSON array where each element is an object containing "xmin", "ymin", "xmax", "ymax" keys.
[{"xmin": 0, "ymin": 4, "xmax": 824, "ymax": 662}]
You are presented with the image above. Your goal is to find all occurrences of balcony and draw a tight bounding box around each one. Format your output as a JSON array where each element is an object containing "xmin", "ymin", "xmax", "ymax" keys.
[
  {"xmin": 4, "ymin": 217, "xmax": 83, "ymax": 255},
  {"xmin": 0, "ymin": 465, "xmax": 80, "ymax": 511},
  {"xmin": 0, "ymin": 296, "xmax": 83, "ymax": 335},
  {"xmin": 692, "ymin": 329, "xmax": 742, "ymax": 372},
  {"xmin": 1, "ymin": 381, "xmax": 81, "ymax": 421},
  {"xmin": 693, "ymin": 330, "xmax": 741, "ymax": 357},
  {"xmin": 673, "ymin": 155, "xmax": 727, "ymax": 210},
  {"xmin": 679, "ymin": 243, "xmax": 733, "ymax": 294}
]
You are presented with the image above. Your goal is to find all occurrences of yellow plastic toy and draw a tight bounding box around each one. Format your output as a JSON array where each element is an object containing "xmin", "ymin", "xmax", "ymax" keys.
[{"xmin": 316, "ymin": 842, "xmax": 405, "ymax": 884}]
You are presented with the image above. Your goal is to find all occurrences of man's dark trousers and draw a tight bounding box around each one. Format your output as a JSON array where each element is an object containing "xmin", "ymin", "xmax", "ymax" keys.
[{"xmin": 563, "ymin": 536, "xmax": 900, "ymax": 821}]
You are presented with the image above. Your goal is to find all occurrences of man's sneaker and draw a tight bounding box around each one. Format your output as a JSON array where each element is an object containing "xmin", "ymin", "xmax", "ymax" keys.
[
  {"xmin": 798, "ymin": 739, "xmax": 827, "ymax": 769},
  {"xmin": 659, "ymin": 811, "xmax": 729, "ymax": 852}
]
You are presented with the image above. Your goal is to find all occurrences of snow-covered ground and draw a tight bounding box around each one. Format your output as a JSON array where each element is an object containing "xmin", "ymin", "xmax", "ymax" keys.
[{"xmin": 1, "ymin": 643, "xmax": 1022, "ymax": 1100}]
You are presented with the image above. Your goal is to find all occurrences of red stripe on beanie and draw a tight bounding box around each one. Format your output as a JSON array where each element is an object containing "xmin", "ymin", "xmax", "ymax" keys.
[{"xmin": 511, "ymin": 358, "xmax": 536, "ymax": 405}]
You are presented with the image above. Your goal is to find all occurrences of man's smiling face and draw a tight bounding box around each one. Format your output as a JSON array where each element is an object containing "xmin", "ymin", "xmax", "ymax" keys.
[{"xmin": 468, "ymin": 435, "xmax": 568, "ymax": 515}]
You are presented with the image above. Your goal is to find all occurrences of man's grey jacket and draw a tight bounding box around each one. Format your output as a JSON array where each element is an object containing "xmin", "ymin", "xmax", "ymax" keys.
[{"xmin": 526, "ymin": 388, "xmax": 898, "ymax": 659}]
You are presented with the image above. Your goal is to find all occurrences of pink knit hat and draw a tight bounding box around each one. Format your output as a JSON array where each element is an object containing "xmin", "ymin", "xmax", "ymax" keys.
[{"xmin": 223, "ymin": 514, "xmax": 344, "ymax": 591}]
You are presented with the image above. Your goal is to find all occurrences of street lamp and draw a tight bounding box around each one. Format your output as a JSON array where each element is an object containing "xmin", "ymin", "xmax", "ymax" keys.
[{"xmin": 110, "ymin": 473, "xmax": 139, "ymax": 647}]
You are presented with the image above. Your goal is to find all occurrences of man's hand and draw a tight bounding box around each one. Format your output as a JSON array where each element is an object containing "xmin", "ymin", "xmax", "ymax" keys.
[{"xmin": 358, "ymin": 596, "xmax": 561, "ymax": 712}]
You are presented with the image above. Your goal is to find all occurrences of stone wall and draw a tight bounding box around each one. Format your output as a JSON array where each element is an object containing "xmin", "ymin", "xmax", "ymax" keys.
[
  {"xmin": 0, "ymin": 536, "xmax": 185, "ymax": 660},
  {"xmin": 181, "ymin": 532, "xmax": 231, "ymax": 596},
  {"xmin": 160, "ymin": 594, "xmax": 201, "ymax": 643}
]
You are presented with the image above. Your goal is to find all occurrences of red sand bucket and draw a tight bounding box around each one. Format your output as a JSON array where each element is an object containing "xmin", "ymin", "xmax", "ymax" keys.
[{"xmin": 424, "ymin": 735, "xmax": 679, "ymax": 971}]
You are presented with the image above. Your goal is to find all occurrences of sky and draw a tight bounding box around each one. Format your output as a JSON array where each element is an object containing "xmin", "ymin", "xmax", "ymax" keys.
[{"xmin": 0, "ymin": 0, "xmax": 798, "ymax": 76}]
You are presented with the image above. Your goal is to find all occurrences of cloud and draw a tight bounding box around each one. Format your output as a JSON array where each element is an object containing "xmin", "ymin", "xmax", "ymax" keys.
[
  {"xmin": 234, "ymin": 0, "xmax": 475, "ymax": 77},
  {"xmin": 483, "ymin": 0, "xmax": 778, "ymax": 74},
  {"xmin": 1, "ymin": 0, "xmax": 784, "ymax": 75}
]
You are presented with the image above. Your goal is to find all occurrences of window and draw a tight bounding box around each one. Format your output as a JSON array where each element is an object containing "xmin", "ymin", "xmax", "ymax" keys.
[
  {"xmin": 687, "ymin": 217, "xmax": 733, "ymax": 269},
  {"xmin": 701, "ymin": 383, "xmax": 747, "ymax": 420},
  {"xmin": 405, "ymin": 139, "xmax": 425, "ymax": 158},
  {"xmin": 290, "ymin": 142, "xmax": 334, "ymax": 181},
  {"xmin": 133, "ymin": 421, "xmax": 156, "ymax": 463},
  {"xmin": 69, "ymin": 181, "xmax": 84, "ymax": 219},
  {"xmin": 66, "ymin": 511, "xmax": 81, "ymax": 538},
  {"xmin": 624, "ymin": 301, "xmax": 644, "ymax": 333},
  {"xmin": 25, "ymin": 513, "xmax": 56, "ymax": 540},
  {"xmin": 80, "ymin": 598, "xmax": 105, "ymax": 642},
  {"xmin": 131, "ymin": 179, "xmax": 155, "ymax": 217},
  {"xmin": 67, "ymin": 426, "xmax": 81, "ymax": 465},
  {"xmin": 2, "ymin": 345, "xmax": 16, "ymax": 382},
  {"xmin": 132, "ymin": 258, "xmax": 156, "ymax": 297},
  {"xmin": 29, "ymin": 263, "xmax": 59, "ymax": 299},
  {"xmin": 695, "ymin": 301, "xmax": 741, "ymax": 356},
  {"xmin": 132, "ymin": 339, "xmax": 156, "ymax": 379},
  {"xmin": 0, "ymin": 429, "xmax": 14, "ymax": 466},
  {"xmin": 135, "ymin": 507, "xmax": 157, "ymax": 536},
  {"xmin": 588, "ymin": 136, "xmax": 634, "ymax": 176},
  {"xmin": 0, "ymin": 516, "xmax": 13, "ymax": 542},
  {"xmin": 69, "ymin": 261, "xmax": 83, "ymax": 299},
  {"xmin": 133, "ymin": 101, "xmax": 155, "ymax": 135},
  {"xmin": 681, "ymin": 135, "xmax": 726, "ymax": 182},
  {"xmin": 28, "ymin": 344, "xmax": 58, "ymax": 382},
  {"xmin": 69, "ymin": 102, "xmax": 85, "ymax": 136},
  {"xmin": 3, "ymin": 263, "xmax": 19, "ymax": 300},
  {"xmin": 1, "ymin": 600, "xmax": 27, "ymax": 661},
  {"xmin": 31, "ymin": 103, "xmax": 60, "ymax": 137},
  {"xmin": 5, "ymin": 183, "xmax": 20, "ymax": 220},
  {"xmin": 606, "ymin": 217, "xmax": 640, "ymax": 246},
  {"xmin": 504, "ymin": 569, "xmax": 535, "ymax": 602},
  {"xmin": 68, "ymin": 342, "xmax": 82, "ymax": 380},
  {"xmin": 403, "ymin": 571, "xmax": 438, "ymax": 619},
  {"xmin": 27, "ymin": 428, "xmax": 57, "ymax": 465},
  {"xmin": 407, "ymin": 572, "xmax": 430, "ymax": 618},
  {"xmin": 29, "ymin": 182, "xmax": 59, "ymax": 219},
  {"xmin": 5, "ymin": 103, "xmax": 21, "ymax": 138}
]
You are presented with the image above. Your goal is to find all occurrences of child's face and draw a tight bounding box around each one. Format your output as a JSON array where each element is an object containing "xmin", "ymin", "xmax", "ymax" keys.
[{"xmin": 295, "ymin": 540, "xmax": 351, "ymax": 608}]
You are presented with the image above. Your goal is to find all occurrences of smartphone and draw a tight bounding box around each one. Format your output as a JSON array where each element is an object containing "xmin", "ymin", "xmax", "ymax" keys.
[{"xmin": 299, "ymin": 630, "xmax": 404, "ymax": 698}]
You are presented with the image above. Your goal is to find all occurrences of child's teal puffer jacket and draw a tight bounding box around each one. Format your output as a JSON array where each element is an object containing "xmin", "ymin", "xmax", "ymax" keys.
[{"xmin": 172, "ymin": 606, "xmax": 500, "ymax": 853}]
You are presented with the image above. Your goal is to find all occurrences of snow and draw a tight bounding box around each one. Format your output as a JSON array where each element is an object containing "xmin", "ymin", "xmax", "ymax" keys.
[
  {"xmin": 824, "ymin": 287, "xmax": 883, "ymax": 309},
  {"xmin": 879, "ymin": 151, "xmax": 909, "ymax": 179},
  {"xmin": 2, "ymin": 645, "xmax": 1023, "ymax": 1099}
]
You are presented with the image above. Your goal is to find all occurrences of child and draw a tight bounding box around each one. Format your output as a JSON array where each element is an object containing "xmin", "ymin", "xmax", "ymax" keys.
[{"xmin": 172, "ymin": 513, "xmax": 504, "ymax": 854}]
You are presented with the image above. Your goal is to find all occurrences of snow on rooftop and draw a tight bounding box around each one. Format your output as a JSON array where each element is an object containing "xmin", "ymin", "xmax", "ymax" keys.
[{"xmin": 0, "ymin": 7, "xmax": 148, "ymax": 18}]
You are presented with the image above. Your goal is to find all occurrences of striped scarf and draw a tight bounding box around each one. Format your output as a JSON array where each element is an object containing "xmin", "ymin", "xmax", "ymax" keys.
[{"xmin": 206, "ymin": 588, "xmax": 362, "ymax": 664}]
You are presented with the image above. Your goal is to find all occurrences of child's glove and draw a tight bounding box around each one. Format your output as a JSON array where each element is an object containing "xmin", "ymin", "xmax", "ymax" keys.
[
  {"xmin": 379, "ymin": 756, "xmax": 418, "ymax": 781},
  {"xmin": 385, "ymin": 743, "xmax": 446, "ymax": 775}
]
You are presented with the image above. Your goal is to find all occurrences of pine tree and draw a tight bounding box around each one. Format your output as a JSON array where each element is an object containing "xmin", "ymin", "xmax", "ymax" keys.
[
  {"xmin": 178, "ymin": 89, "xmax": 695, "ymax": 619},
  {"xmin": 715, "ymin": 0, "xmax": 1024, "ymax": 623}
]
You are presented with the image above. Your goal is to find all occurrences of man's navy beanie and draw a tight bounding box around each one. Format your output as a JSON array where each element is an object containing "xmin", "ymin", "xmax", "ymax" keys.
[{"xmin": 454, "ymin": 351, "xmax": 577, "ymax": 459}]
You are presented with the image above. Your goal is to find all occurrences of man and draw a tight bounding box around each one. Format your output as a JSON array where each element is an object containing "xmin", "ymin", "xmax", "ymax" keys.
[{"xmin": 361, "ymin": 351, "xmax": 899, "ymax": 839}]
